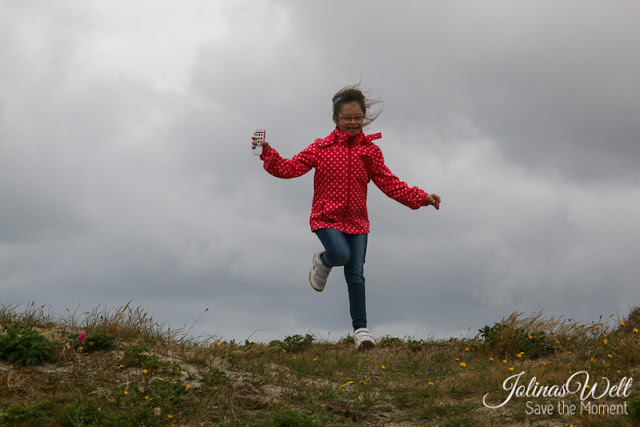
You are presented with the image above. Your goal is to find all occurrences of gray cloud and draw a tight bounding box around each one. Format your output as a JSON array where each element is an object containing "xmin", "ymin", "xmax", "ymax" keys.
[
  {"xmin": 282, "ymin": 1, "xmax": 640, "ymax": 182},
  {"xmin": 1, "ymin": 1, "xmax": 638, "ymax": 343}
]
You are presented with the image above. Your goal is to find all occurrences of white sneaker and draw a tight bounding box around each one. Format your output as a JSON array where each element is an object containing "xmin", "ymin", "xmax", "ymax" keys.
[
  {"xmin": 354, "ymin": 328, "xmax": 376, "ymax": 350},
  {"xmin": 309, "ymin": 251, "xmax": 331, "ymax": 292}
]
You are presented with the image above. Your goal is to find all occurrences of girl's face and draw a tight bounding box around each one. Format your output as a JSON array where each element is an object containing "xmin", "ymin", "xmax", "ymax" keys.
[{"xmin": 335, "ymin": 101, "xmax": 365, "ymax": 136}]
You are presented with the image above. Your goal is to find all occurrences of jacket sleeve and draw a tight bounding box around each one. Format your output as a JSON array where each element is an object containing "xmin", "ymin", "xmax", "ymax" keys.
[
  {"xmin": 370, "ymin": 146, "xmax": 429, "ymax": 210},
  {"xmin": 260, "ymin": 142, "xmax": 316, "ymax": 179}
]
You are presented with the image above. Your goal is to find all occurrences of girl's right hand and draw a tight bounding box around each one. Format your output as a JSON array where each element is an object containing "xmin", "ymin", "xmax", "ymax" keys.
[{"xmin": 251, "ymin": 137, "xmax": 269, "ymax": 151}]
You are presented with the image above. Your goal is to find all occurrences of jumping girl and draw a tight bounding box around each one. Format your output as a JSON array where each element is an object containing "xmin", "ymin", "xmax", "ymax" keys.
[{"xmin": 252, "ymin": 85, "xmax": 441, "ymax": 349}]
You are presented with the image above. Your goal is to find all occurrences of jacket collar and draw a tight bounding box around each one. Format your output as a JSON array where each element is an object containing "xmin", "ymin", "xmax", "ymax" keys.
[{"xmin": 318, "ymin": 127, "xmax": 382, "ymax": 147}]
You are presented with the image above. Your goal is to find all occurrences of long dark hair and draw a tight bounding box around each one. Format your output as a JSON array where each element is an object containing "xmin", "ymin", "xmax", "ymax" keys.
[{"xmin": 331, "ymin": 84, "xmax": 382, "ymax": 128}]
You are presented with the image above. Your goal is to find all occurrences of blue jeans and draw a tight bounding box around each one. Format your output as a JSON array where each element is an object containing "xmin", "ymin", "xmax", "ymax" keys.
[{"xmin": 314, "ymin": 228, "xmax": 368, "ymax": 330}]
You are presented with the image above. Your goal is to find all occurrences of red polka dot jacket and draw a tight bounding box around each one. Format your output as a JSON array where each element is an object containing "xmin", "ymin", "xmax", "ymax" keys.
[{"xmin": 260, "ymin": 128, "xmax": 431, "ymax": 234}]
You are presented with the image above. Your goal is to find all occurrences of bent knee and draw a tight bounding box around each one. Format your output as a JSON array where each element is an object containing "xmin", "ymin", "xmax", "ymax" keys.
[{"xmin": 326, "ymin": 249, "xmax": 351, "ymax": 266}]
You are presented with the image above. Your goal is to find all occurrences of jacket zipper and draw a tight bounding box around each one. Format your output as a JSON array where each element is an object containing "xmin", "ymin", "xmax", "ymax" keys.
[{"xmin": 345, "ymin": 138, "xmax": 352, "ymax": 223}]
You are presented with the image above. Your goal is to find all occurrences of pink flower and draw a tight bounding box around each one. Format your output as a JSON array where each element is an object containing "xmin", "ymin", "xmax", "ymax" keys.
[{"xmin": 78, "ymin": 333, "xmax": 89, "ymax": 343}]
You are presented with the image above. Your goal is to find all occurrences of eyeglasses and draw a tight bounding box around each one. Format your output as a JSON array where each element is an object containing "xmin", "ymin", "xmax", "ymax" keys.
[{"xmin": 339, "ymin": 115, "xmax": 364, "ymax": 123}]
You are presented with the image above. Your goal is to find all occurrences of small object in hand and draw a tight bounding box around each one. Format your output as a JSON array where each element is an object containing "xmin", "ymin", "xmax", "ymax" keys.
[{"xmin": 253, "ymin": 129, "xmax": 266, "ymax": 156}]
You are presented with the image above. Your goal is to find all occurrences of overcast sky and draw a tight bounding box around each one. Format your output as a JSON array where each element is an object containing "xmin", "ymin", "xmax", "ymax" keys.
[{"xmin": 1, "ymin": 1, "xmax": 639, "ymax": 343}]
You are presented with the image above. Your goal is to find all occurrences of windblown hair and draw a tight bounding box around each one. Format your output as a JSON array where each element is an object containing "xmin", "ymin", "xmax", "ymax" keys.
[{"xmin": 331, "ymin": 84, "xmax": 382, "ymax": 128}]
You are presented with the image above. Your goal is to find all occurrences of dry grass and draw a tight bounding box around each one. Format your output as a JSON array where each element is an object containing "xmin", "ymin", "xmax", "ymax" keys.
[{"xmin": 1, "ymin": 302, "xmax": 639, "ymax": 426}]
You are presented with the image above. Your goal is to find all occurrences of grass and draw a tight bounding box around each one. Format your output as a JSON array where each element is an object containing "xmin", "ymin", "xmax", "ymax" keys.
[{"xmin": 1, "ymin": 302, "xmax": 640, "ymax": 426}]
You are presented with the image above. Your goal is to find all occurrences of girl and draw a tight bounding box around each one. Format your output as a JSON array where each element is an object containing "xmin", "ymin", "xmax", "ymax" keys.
[{"xmin": 252, "ymin": 85, "xmax": 441, "ymax": 349}]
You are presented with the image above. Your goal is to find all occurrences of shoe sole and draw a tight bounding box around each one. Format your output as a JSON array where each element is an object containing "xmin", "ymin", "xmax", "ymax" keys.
[
  {"xmin": 309, "ymin": 253, "xmax": 324, "ymax": 292},
  {"xmin": 309, "ymin": 270, "xmax": 324, "ymax": 292}
]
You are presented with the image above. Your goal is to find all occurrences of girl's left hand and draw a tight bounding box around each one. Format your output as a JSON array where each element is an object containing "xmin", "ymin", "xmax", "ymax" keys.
[{"xmin": 425, "ymin": 194, "xmax": 441, "ymax": 210}]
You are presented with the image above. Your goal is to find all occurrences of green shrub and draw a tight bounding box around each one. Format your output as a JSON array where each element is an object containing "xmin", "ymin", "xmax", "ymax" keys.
[
  {"xmin": 60, "ymin": 399, "xmax": 128, "ymax": 426},
  {"xmin": 0, "ymin": 324, "xmax": 57, "ymax": 366},
  {"xmin": 141, "ymin": 354, "xmax": 164, "ymax": 372},
  {"xmin": 282, "ymin": 334, "xmax": 315, "ymax": 353},
  {"xmin": 478, "ymin": 323, "xmax": 554, "ymax": 358},
  {"xmin": 70, "ymin": 332, "xmax": 117, "ymax": 353},
  {"xmin": 226, "ymin": 338, "xmax": 256, "ymax": 350},
  {"xmin": 269, "ymin": 408, "xmax": 316, "ymax": 427},
  {"xmin": 628, "ymin": 396, "xmax": 640, "ymax": 423},
  {"xmin": 109, "ymin": 377, "xmax": 190, "ymax": 422},
  {"xmin": 0, "ymin": 401, "xmax": 47, "ymax": 424},
  {"xmin": 270, "ymin": 334, "xmax": 315, "ymax": 353},
  {"xmin": 339, "ymin": 335, "xmax": 355, "ymax": 345},
  {"xmin": 378, "ymin": 336, "xmax": 403, "ymax": 348},
  {"xmin": 203, "ymin": 367, "xmax": 228, "ymax": 387},
  {"xmin": 122, "ymin": 344, "xmax": 180, "ymax": 374},
  {"xmin": 407, "ymin": 339, "xmax": 429, "ymax": 353},
  {"xmin": 124, "ymin": 343, "xmax": 149, "ymax": 361},
  {"xmin": 142, "ymin": 377, "xmax": 189, "ymax": 409}
]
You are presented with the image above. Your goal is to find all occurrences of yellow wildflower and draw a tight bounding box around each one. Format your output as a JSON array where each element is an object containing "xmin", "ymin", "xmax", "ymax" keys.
[{"xmin": 460, "ymin": 362, "xmax": 466, "ymax": 368}]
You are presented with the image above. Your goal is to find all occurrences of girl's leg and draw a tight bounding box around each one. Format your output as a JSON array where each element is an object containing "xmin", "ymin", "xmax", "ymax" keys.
[
  {"xmin": 314, "ymin": 228, "xmax": 351, "ymax": 267},
  {"xmin": 344, "ymin": 233, "xmax": 368, "ymax": 330},
  {"xmin": 314, "ymin": 228, "xmax": 369, "ymax": 330}
]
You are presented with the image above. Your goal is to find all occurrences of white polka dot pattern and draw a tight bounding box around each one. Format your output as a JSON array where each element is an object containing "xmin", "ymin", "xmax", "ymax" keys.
[{"xmin": 261, "ymin": 128, "xmax": 430, "ymax": 233}]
